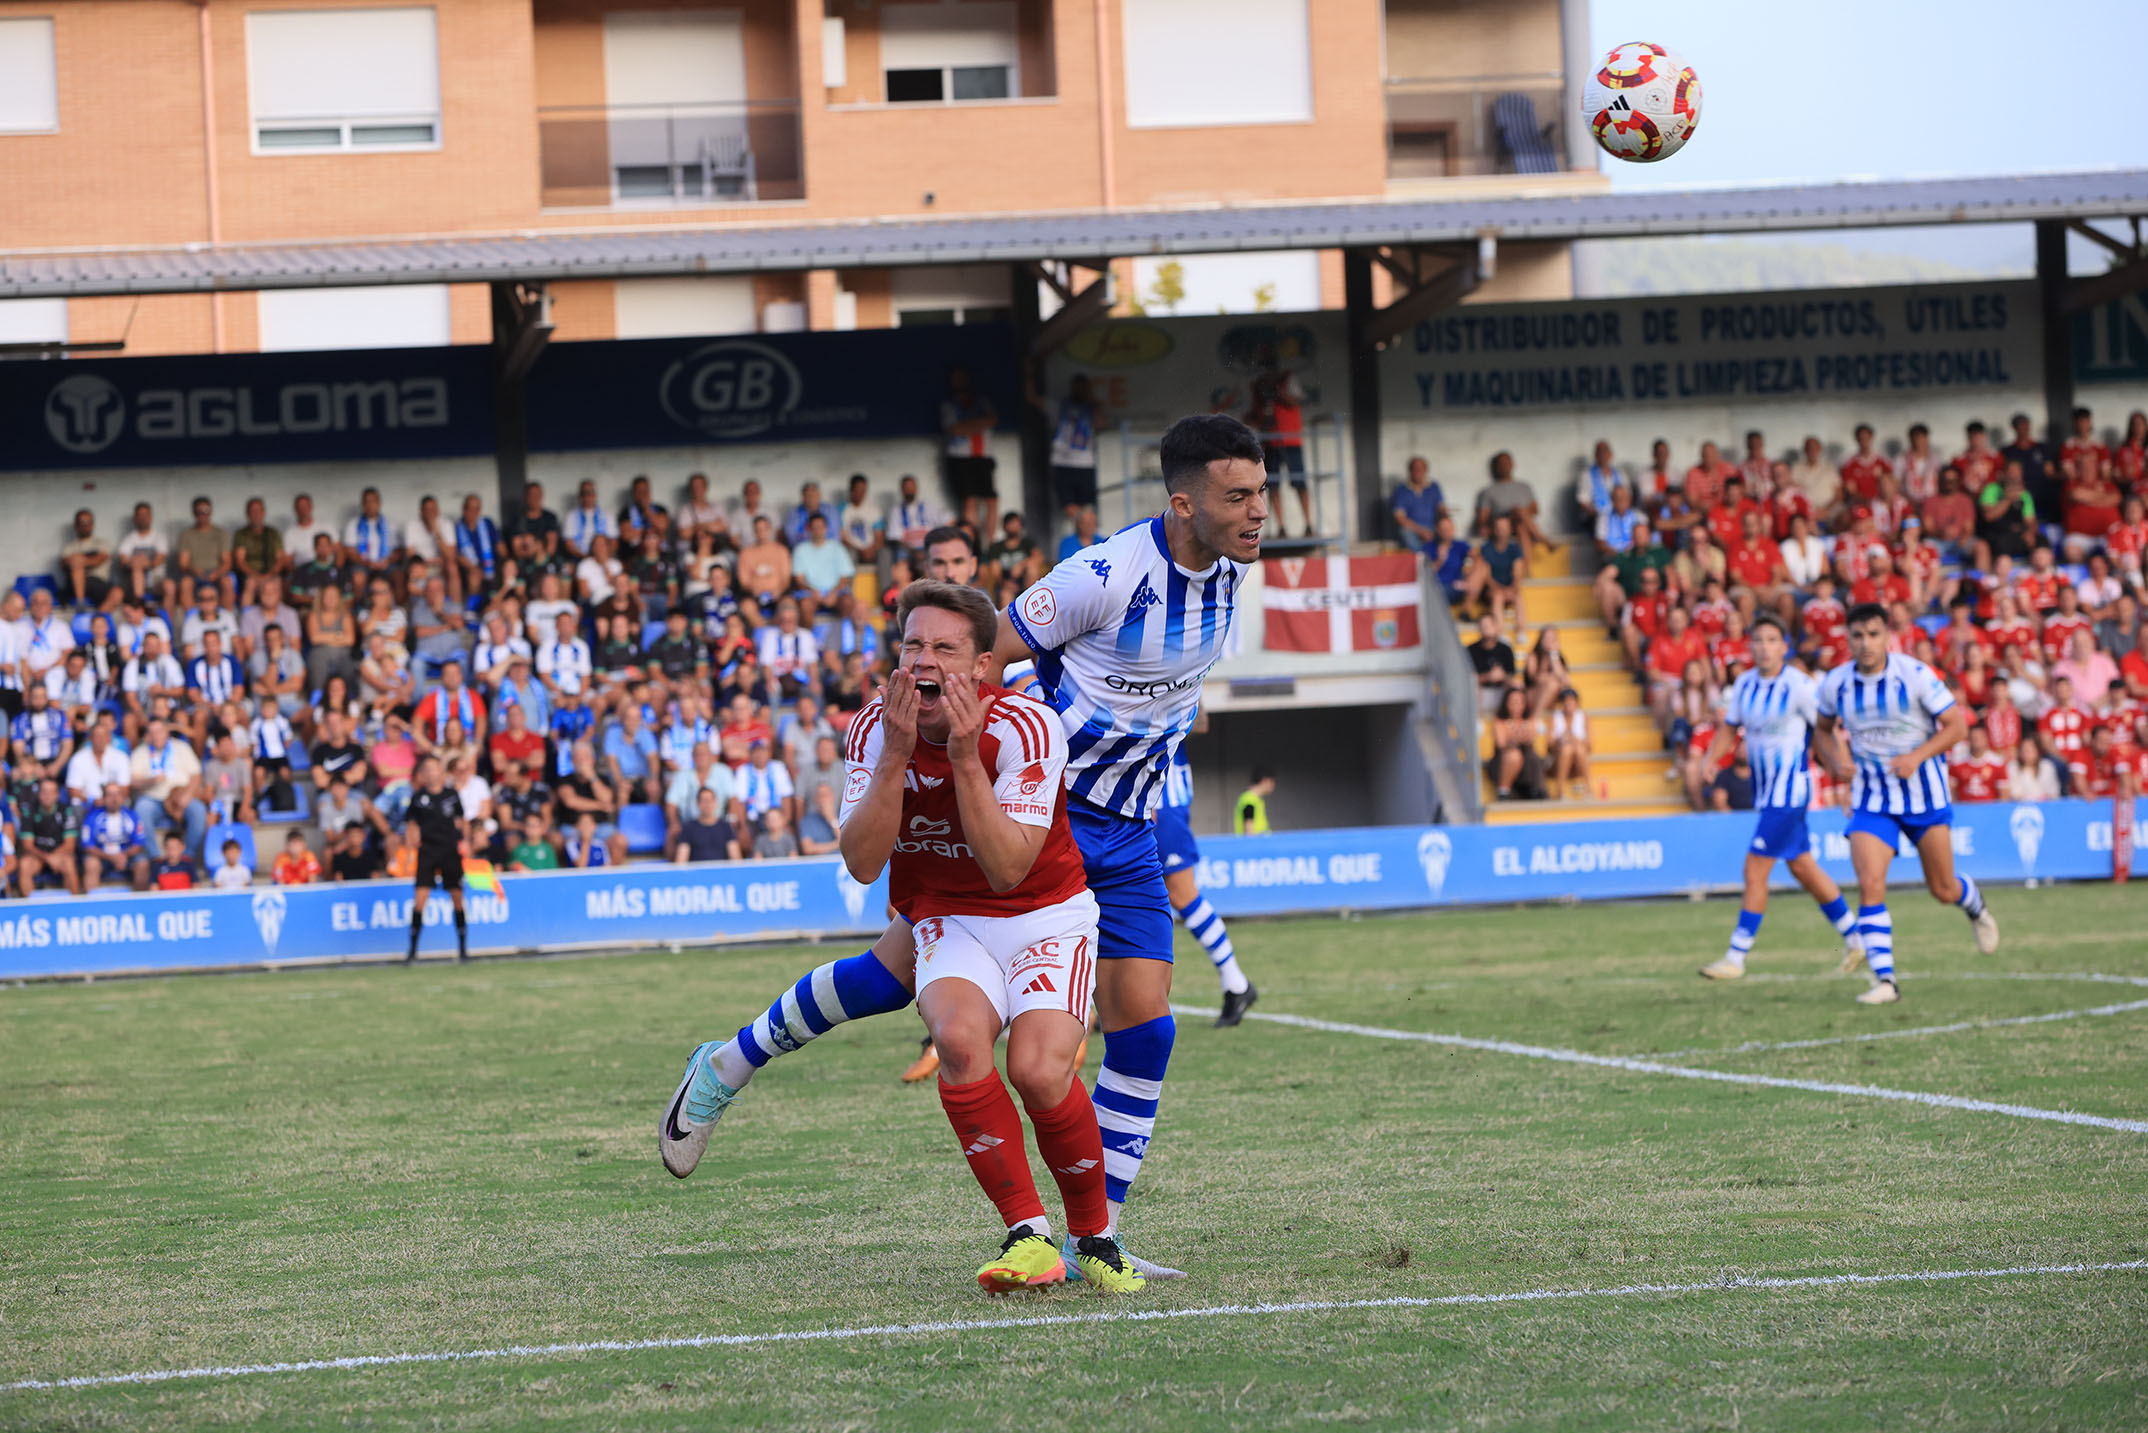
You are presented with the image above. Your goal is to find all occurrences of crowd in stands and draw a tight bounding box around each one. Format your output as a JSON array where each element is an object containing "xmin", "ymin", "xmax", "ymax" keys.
[
  {"xmin": 1406, "ymin": 408, "xmax": 2148, "ymax": 808},
  {"xmin": 0, "ymin": 470, "xmax": 1072, "ymax": 896}
]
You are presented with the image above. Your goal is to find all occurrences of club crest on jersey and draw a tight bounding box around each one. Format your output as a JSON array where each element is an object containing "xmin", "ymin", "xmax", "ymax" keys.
[
  {"xmin": 902, "ymin": 768, "xmax": 945, "ymax": 791},
  {"xmin": 1015, "ymin": 761, "xmax": 1047, "ymax": 797},
  {"xmin": 1021, "ymin": 585, "xmax": 1057, "ymax": 626},
  {"xmin": 1123, "ymin": 576, "xmax": 1160, "ymax": 622}
]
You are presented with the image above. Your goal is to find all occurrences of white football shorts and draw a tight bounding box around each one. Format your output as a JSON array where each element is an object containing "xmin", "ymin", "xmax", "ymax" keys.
[{"xmin": 912, "ymin": 889, "xmax": 1100, "ymax": 1027}]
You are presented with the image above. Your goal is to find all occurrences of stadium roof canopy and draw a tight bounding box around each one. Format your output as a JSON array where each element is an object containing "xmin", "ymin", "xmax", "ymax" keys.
[{"xmin": 5, "ymin": 169, "xmax": 2148, "ymax": 299}]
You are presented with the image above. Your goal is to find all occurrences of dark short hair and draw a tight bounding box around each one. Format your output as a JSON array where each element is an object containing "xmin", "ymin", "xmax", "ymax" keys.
[
  {"xmin": 1750, "ymin": 613, "xmax": 1788, "ymax": 640},
  {"xmin": 1967, "ymin": 420, "xmax": 1986, "ymax": 436},
  {"xmin": 923, "ymin": 525, "xmax": 976, "ymax": 557},
  {"xmin": 1159, "ymin": 413, "xmax": 1263, "ymax": 494},
  {"xmin": 1846, "ymin": 602, "xmax": 1889, "ymax": 629},
  {"xmin": 1250, "ymin": 766, "xmax": 1276, "ymax": 785},
  {"xmin": 896, "ymin": 579, "xmax": 999, "ymax": 656}
]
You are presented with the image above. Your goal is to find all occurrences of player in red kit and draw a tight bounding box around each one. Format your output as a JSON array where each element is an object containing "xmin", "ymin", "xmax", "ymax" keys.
[{"xmin": 839, "ymin": 580, "xmax": 1145, "ymax": 1295}]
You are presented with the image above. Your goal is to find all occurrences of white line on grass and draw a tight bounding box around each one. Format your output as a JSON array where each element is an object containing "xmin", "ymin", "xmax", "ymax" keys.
[
  {"xmin": 1172, "ymin": 1004, "xmax": 2148, "ymax": 1134},
  {"xmin": 1648, "ymin": 997, "xmax": 2148, "ymax": 1059},
  {"xmin": 5, "ymin": 1260, "xmax": 2141, "ymax": 1395}
]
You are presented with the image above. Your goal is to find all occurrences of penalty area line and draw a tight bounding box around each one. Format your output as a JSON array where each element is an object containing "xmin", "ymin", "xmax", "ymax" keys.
[
  {"xmin": 5, "ymin": 1261, "xmax": 2142, "ymax": 1395},
  {"xmin": 1175, "ymin": 1004, "xmax": 2148, "ymax": 1134},
  {"xmin": 1648, "ymin": 996, "xmax": 2148, "ymax": 1059}
]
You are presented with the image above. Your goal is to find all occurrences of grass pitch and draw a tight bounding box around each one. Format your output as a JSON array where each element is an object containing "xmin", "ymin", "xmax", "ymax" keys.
[{"xmin": 2, "ymin": 884, "xmax": 2145, "ymax": 1430}]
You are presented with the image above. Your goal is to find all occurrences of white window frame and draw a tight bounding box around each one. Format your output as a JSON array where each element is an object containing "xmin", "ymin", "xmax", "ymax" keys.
[
  {"xmin": 879, "ymin": 1, "xmax": 1019, "ymax": 107},
  {"xmin": 0, "ymin": 17, "xmax": 59, "ymax": 135},
  {"xmin": 246, "ymin": 8, "xmax": 443, "ymax": 156}
]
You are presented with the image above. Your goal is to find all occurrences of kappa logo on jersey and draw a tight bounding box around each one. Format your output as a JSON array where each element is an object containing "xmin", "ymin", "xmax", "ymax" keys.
[
  {"xmin": 1021, "ymin": 585, "xmax": 1057, "ymax": 627},
  {"xmin": 908, "ymin": 814, "xmax": 952, "ymax": 836},
  {"xmin": 1015, "ymin": 761, "xmax": 1047, "ymax": 798},
  {"xmin": 1123, "ymin": 576, "xmax": 1160, "ymax": 622},
  {"xmin": 1086, "ymin": 558, "xmax": 1110, "ymax": 582}
]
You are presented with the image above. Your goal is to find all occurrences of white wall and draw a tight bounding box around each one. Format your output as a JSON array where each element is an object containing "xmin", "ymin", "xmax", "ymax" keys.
[{"xmin": 612, "ymin": 277, "xmax": 759, "ymax": 339}]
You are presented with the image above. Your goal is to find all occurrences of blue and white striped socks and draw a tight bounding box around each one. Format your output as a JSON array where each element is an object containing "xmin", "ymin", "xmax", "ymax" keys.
[
  {"xmin": 713, "ymin": 950, "xmax": 914, "ymax": 1088},
  {"xmin": 1176, "ymin": 896, "xmax": 1249, "ymax": 994},
  {"xmin": 1955, "ymin": 874, "xmax": 1985, "ymax": 919},
  {"xmin": 1857, "ymin": 905, "xmax": 1895, "ymax": 984},
  {"xmin": 1095, "ymin": 1014, "xmax": 1175, "ymax": 1232},
  {"xmin": 1722, "ymin": 908, "xmax": 1763, "ymax": 969},
  {"xmin": 1818, "ymin": 894, "xmax": 1859, "ymax": 942}
]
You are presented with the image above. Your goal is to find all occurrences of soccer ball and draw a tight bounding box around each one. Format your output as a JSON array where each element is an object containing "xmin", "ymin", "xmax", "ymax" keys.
[{"xmin": 1581, "ymin": 42, "xmax": 1701, "ymax": 163}]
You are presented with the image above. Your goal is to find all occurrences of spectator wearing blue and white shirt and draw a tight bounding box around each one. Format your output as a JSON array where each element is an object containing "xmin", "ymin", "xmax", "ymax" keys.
[
  {"xmin": 82, "ymin": 781, "xmax": 151, "ymax": 890},
  {"xmin": 1594, "ymin": 482, "xmax": 1643, "ymax": 557},
  {"xmin": 730, "ymin": 739, "xmax": 794, "ymax": 828},
  {"xmin": 455, "ymin": 494, "xmax": 506, "ymax": 595},
  {"xmin": 837, "ymin": 474, "xmax": 883, "ymax": 568},
  {"xmin": 754, "ymin": 599, "xmax": 819, "ymax": 699},
  {"xmin": 784, "ymin": 481, "xmax": 840, "ymax": 548},
  {"xmin": 341, "ymin": 487, "xmax": 399, "ymax": 582},
  {"xmin": 890, "ymin": 474, "xmax": 942, "ymax": 557},
  {"xmin": 562, "ymin": 479, "xmax": 615, "ymax": 558},
  {"xmin": 1574, "ymin": 439, "xmax": 1624, "ymax": 528},
  {"xmin": 472, "ymin": 613, "xmax": 532, "ymax": 693},
  {"xmin": 14, "ymin": 683, "xmax": 73, "ymax": 768},
  {"xmin": 536, "ymin": 610, "xmax": 592, "ymax": 699},
  {"xmin": 20, "ymin": 588, "xmax": 74, "ymax": 686},
  {"xmin": 1813, "ymin": 602, "xmax": 1998, "ymax": 1005}
]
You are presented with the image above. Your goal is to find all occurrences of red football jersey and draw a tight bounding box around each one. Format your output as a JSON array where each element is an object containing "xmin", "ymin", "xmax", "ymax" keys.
[
  {"xmin": 1727, "ymin": 540, "xmax": 1779, "ymax": 590},
  {"xmin": 1801, "ymin": 597, "xmax": 1846, "ymax": 647},
  {"xmin": 2088, "ymin": 748, "xmax": 2136, "ymax": 798},
  {"xmin": 1987, "ymin": 617, "xmax": 2036, "ymax": 655},
  {"xmin": 2040, "ymin": 614, "xmax": 2092, "ymax": 663},
  {"xmin": 1624, "ymin": 592, "xmax": 1671, "ymax": 641},
  {"xmin": 1711, "ymin": 633, "xmax": 1752, "ymax": 680},
  {"xmin": 1951, "ymin": 753, "xmax": 2009, "ymax": 803},
  {"xmin": 2040, "ymin": 704, "xmax": 2091, "ymax": 758},
  {"xmin": 2017, "ymin": 571, "xmax": 2062, "ymax": 613},
  {"xmin": 1690, "ymin": 598, "xmax": 1732, "ymax": 641},
  {"xmin": 843, "ymin": 684, "xmax": 1086, "ymax": 920},
  {"xmin": 1984, "ymin": 703, "xmax": 2023, "ymax": 753},
  {"xmin": 1840, "ymin": 452, "xmax": 1891, "ymax": 502}
]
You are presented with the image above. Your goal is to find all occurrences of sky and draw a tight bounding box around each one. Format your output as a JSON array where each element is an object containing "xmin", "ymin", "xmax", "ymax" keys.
[{"xmin": 1587, "ymin": 0, "xmax": 2148, "ymax": 274}]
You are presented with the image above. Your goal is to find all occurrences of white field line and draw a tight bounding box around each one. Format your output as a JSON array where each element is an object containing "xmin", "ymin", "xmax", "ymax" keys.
[
  {"xmin": 1172, "ymin": 1004, "xmax": 2148, "ymax": 1134},
  {"xmin": 1732, "ymin": 970, "xmax": 2148, "ymax": 988},
  {"xmin": 1647, "ymin": 997, "xmax": 2148, "ymax": 1060},
  {"xmin": 6, "ymin": 1260, "xmax": 2142, "ymax": 1395}
]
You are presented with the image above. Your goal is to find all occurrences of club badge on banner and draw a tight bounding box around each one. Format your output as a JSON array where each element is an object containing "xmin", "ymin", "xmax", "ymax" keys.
[{"xmin": 1261, "ymin": 554, "xmax": 1421, "ymax": 653}]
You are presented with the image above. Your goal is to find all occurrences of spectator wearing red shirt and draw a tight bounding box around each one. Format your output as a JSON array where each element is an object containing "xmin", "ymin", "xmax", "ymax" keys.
[
  {"xmin": 1728, "ymin": 509, "xmax": 1789, "ymax": 601},
  {"xmin": 1689, "ymin": 579, "xmax": 1732, "ymax": 641},
  {"xmin": 1985, "ymin": 590, "xmax": 2037, "ymax": 657},
  {"xmin": 2038, "ymin": 586, "xmax": 2092, "ymax": 665},
  {"xmin": 1800, "ymin": 575, "xmax": 1847, "ymax": 668},
  {"xmin": 2016, "ymin": 546, "xmax": 2064, "ymax": 613},
  {"xmin": 1983, "ymin": 685, "xmax": 2024, "ymax": 754},
  {"xmin": 1894, "ymin": 516, "xmax": 1945, "ymax": 606},
  {"xmin": 1767, "ymin": 463, "xmax": 1815, "ymax": 541},
  {"xmin": 1683, "ymin": 441, "xmax": 1735, "ymax": 512},
  {"xmin": 1840, "ymin": 423, "xmax": 1892, "ymax": 503},
  {"xmin": 487, "ymin": 699, "xmax": 546, "ymax": 782},
  {"xmin": 1706, "ymin": 476, "xmax": 1759, "ymax": 551},
  {"xmin": 1935, "ymin": 597, "xmax": 1986, "ymax": 670},
  {"xmin": 1646, "ymin": 606, "xmax": 1708, "ymax": 729},
  {"xmin": 1737, "ymin": 429, "xmax": 1775, "ymax": 501},
  {"xmin": 1619, "ymin": 565, "xmax": 1671, "ymax": 672},
  {"xmin": 1710, "ymin": 610, "xmax": 1753, "ymax": 685},
  {"xmin": 2085, "ymin": 724, "xmax": 2138, "ymax": 799},
  {"xmin": 1866, "ymin": 471, "xmax": 1909, "ymax": 539},
  {"xmin": 2060, "ymin": 445, "xmax": 2126, "ymax": 560},
  {"xmin": 2039, "ymin": 675, "xmax": 2093, "ymax": 782},
  {"xmin": 2060, "ymin": 405, "xmax": 2110, "ymax": 487},
  {"xmin": 717, "ymin": 691, "xmax": 772, "ymax": 764},
  {"xmin": 1950, "ymin": 723, "xmax": 2008, "ymax": 803},
  {"xmin": 1920, "ymin": 467, "xmax": 1978, "ymax": 557},
  {"xmin": 2122, "ymin": 645, "xmax": 2148, "ymax": 703},
  {"xmin": 1897, "ymin": 422, "xmax": 1943, "ymax": 503},
  {"xmin": 1850, "ymin": 549, "xmax": 1912, "ymax": 610},
  {"xmin": 1957, "ymin": 641, "xmax": 1997, "ymax": 710},
  {"xmin": 1952, "ymin": 420, "xmax": 2003, "ymax": 495}
]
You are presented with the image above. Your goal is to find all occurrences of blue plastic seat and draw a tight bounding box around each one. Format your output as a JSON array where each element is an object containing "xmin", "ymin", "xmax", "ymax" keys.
[
  {"xmin": 619, "ymin": 802, "xmax": 668, "ymax": 855},
  {"xmin": 641, "ymin": 618, "xmax": 668, "ymax": 650},
  {"xmin": 13, "ymin": 575, "xmax": 57, "ymax": 603},
  {"xmin": 1493, "ymin": 92, "xmax": 1559, "ymax": 175},
  {"xmin": 257, "ymin": 782, "xmax": 311, "ymax": 824},
  {"xmin": 69, "ymin": 611, "xmax": 94, "ymax": 643},
  {"xmin": 203, "ymin": 821, "xmax": 257, "ymax": 874}
]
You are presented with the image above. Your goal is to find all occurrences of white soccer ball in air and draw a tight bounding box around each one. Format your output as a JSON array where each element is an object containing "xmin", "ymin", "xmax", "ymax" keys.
[{"xmin": 1581, "ymin": 42, "xmax": 1701, "ymax": 163}]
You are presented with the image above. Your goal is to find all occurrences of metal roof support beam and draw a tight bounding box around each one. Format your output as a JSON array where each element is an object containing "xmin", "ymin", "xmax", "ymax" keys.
[
  {"xmin": 1026, "ymin": 264, "xmax": 1113, "ymax": 359},
  {"xmin": 490, "ymin": 281, "xmax": 554, "ymax": 519},
  {"xmin": 2067, "ymin": 220, "xmax": 2139, "ymax": 263},
  {"xmin": 1344, "ymin": 249, "xmax": 1382, "ymax": 542},
  {"xmin": 2037, "ymin": 221, "xmax": 2075, "ymax": 450},
  {"xmin": 2064, "ymin": 251, "xmax": 2148, "ymax": 315},
  {"xmin": 1359, "ymin": 241, "xmax": 1488, "ymax": 351}
]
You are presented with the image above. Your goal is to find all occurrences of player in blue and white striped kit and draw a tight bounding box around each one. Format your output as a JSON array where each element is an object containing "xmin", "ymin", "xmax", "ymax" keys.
[
  {"xmin": 659, "ymin": 414, "xmax": 1267, "ymax": 1281},
  {"xmin": 1154, "ymin": 738, "xmax": 1258, "ymax": 1025},
  {"xmin": 1813, "ymin": 603, "xmax": 2000, "ymax": 1005},
  {"xmin": 1695, "ymin": 615, "xmax": 1863, "ymax": 982}
]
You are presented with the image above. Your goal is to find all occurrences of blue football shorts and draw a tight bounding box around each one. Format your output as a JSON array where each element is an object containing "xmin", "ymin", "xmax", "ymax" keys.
[{"xmin": 1067, "ymin": 799, "xmax": 1175, "ymax": 964}]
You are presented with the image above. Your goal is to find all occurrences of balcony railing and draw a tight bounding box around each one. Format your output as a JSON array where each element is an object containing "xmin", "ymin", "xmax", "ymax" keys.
[
  {"xmin": 538, "ymin": 101, "xmax": 804, "ymax": 209},
  {"xmin": 1382, "ymin": 76, "xmax": 1570, "ymax": 180}
]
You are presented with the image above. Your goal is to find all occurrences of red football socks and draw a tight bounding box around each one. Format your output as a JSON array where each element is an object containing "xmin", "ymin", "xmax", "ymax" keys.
[
  {"xmin": 938, "ymin": 1072, "xmax": 1046, "ymax": 1230},
  {"xmin": 1025, "ymin": 1079, "xmax": 1109, "ymax": 1238}
]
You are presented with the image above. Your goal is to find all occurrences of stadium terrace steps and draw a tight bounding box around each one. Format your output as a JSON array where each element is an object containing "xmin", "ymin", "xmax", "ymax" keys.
[{"xmin": 1512, "ymin": 577, "xmax": 1600, "ymax": 624}]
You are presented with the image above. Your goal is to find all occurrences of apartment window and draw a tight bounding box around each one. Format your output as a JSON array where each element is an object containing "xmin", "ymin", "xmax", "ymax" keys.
[
  {"xmin": 612, "ymin": 278, "xmax": 759, "ymax": 339},
  {"xmin": 0, "ymin": 298, "xmax": 67, "ymax": 347},
  {"xmin": 0, "ymin": 18, "xmax": 58, "ymax": 133},
  {"xmin": 246, "ymin": 8, "xmax": 441, "ymax": 153},
  {"xmin": 602, "ymin": 12, "xmax": 751, "ymax": 201},
  {"xmin": 881, "ymin": 2, "xmax": 1018, "ymax": 105},
  {"xmin": 257, "ymin": 285, "xmax": 452, "ymax": 352},
  {"xmin": 1122, "ymin": 0, "xmax": 1311, "ymax": 128}
]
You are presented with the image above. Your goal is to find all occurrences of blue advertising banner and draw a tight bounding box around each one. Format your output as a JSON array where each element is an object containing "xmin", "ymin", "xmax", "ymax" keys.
[
  {"xmin": 0, "ymin": 855, "xmax": 889, "ymax": 980},
  {"xmin": 1190, "ymin": 799, "xmax": 2144, "ymax": 918},
  {"xmin": 1, "ymin": 346, "xmax": 495, "ymax": 471},
  {"xmin": 524, "ymin": 323, "xmax": 1019, "ymax": 452},
  {"xmin": 2, "ymin": 801, "xmax": 2131, "ymax": 980}
]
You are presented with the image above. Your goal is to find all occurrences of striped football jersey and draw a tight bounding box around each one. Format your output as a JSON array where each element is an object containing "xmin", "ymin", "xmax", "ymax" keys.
[
  {"xmin": 1717, "ymin": 665, "xmax": 1816, "ymax": 810},
  {"xmin": 1816, "ymin": 653, "xmax": 1957, "ymax": 816}
]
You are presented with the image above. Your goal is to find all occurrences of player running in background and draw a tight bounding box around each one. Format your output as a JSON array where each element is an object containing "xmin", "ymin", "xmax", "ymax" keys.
[
  {"xmin": 658, "ymin": 414, "xmax": 1264, "ymax": 1280},
  {"xmin": 1155, "ymin": 736, "xmax": 1257, "ymax": 1024},
  {"xmin": 1813, "ymin": 604, "xmax": 2000, "ymax": 1005},
  {"xmin": 1696, "ymin": 615, "xmax": 1864, "ymax": 981},
  {"xmin": 834, "ymin": 581, "xmax": 1140, "ymax": 1292}
]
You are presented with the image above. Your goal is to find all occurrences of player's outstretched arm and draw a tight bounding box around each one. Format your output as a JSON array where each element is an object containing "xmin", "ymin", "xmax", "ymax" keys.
[{"xmin": 838, "ymin": 674, "xmax": 915, "ymax": 884}]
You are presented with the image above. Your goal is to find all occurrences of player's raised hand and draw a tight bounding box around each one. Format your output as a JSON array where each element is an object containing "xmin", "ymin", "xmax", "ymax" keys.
[
  {"xmin": 943, "ymin": 674, "xmax": 986, "ymax": 759},
  {"xmin": 879, "ymin": 667, "xmax": 920, "ymax": 764}
]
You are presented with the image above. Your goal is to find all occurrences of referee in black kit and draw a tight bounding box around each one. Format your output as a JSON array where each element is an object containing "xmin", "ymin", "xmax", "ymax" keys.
[{"xmin": 404, "ymin": 754, "xmax": 470, "ymax": 964}]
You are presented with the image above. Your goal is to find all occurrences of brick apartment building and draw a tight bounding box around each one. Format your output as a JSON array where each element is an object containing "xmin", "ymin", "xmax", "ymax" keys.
[{"xmin": 0, "ymin": 0, "xmax": 1603, "ymax": 356}]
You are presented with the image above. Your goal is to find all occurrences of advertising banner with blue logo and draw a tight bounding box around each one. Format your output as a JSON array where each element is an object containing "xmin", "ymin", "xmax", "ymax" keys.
[
  {"xmin": 1191, "ymin": 800, "xmax": 2144, "ymax": 917},
  {"xmin": 0, "ymin": 856, "xmax": 889, "ymax": 980},
  {"xmin": 0, "ymin": 346, "xmax": 495, "ymax": 472},
  {"xmin": 524, "ymin": 323, "xmax": 1019, "ymax": 452}
]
